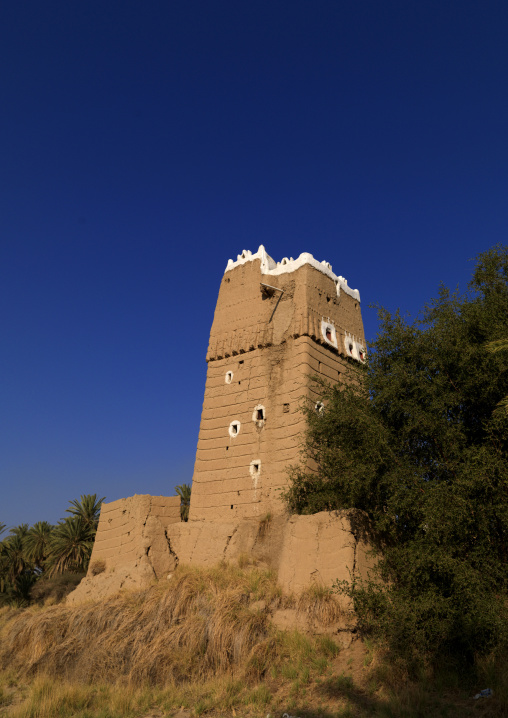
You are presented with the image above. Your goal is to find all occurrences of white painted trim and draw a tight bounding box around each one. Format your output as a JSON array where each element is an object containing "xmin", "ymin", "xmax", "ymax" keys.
[
  {"xmin": 225, "ymin": 245, "xmax": 361, "ymax": 302},
  {"xmin": 252, "ymin": 404, "xmax": 266, "ymax": 426},
  {"xmin": 321, "ymin": 319, "xmax": 338, "ymax": 350},
  {"xmin": 228, "ymin": 420, "xmax": 241, "ymax": 438}
]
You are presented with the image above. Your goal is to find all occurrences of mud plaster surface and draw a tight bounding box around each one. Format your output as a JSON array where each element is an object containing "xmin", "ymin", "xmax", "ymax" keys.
[
  {"xmin": 69, "ymin": 506, "xmax": 375, "ymax": 613},
  {"xmin": 192, "ymin": 257, "xmax": 365, "ymax": 521},
  {"xmin": 67, "ymin": 495, "xmax": 180, "ymax": 605}
]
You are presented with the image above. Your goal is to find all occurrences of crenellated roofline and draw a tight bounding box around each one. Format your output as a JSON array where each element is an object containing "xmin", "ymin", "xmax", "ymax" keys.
[{"xmin": 225, "ymin": 245, "xmax": 361, "ymax": 302}]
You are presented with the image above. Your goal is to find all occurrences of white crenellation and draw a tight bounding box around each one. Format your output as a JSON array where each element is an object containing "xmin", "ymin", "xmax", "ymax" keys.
[{"xmin": 225, "ymin": 245, "xmax": 361, "ymax": 302}]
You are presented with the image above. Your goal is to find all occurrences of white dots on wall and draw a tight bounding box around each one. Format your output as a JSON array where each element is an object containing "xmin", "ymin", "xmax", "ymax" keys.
[{"xmin": 229, "ymin": 420, "xmax": 241, "ymax": 438}]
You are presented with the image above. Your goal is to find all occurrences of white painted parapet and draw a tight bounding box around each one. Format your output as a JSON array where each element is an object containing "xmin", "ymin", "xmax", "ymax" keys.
[{"xmin": 225, "ymin": 245, "xmax": 361, "ymax": 302}]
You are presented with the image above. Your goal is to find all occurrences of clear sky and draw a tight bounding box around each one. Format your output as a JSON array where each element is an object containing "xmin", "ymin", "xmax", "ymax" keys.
[{"xmin": 1, "ymin": 1, "xmax": 507, "ymax": 527}]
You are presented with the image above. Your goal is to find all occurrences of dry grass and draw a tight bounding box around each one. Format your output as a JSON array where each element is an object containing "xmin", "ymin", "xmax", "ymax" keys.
[
  {"xmin": 0, "ymin": 564, "xmax": 287, "ymax": 686},
  {"xmin": 297, "ymin": 583, "xmax": 346, "ymax": 627},
  {"xmin": 2, "ymin": 566, "xmax": 507, "ymax": 717},
  {"xmin": 89, "ymin": 559, "xmax": 106, "ymax": 576}
]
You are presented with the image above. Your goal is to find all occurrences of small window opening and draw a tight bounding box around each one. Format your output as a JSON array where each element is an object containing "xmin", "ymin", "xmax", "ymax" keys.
[
  {"xmin": 326, "ymin": 296, "xmax": 331, "ymax": 303},
  {"xmin": 239, "ymin": 360, "xmax": 244, "ymax": 365},
  {"xmin": 225, "ymin": 371, "xmax": 233, "ymax": 384},
  {"xmin": 252, "ymin": 405, "xmax": 266, "ymax": 424},
  {"xmin": 359, "ymin": 350, "xmax": 365, "ymax": 361},
  {"xmin": 349, "ymin": 343, "xmax": 354, "ymax": 353},
  {"xmin": 250, "ymin": 459, "xmax": 261, "ymax": 477},
  {"xmin": 225, "ymin": 277, "xmax": 230, "ymax": 283},
  {"xmin": 315, "ymin": 401, "xmax": 325, "ymax": 415},
  {"xmin": 326, "ymin": 328, "xmax": 332, "ymax": 341},
  {"xmin": 229, "ymin": 420, "xmax": 241, "ymax": 438},
  {"xmin": 231, "ymin": 505, "xmax": 234, "ymax": 509},
  {"xmin": 283, "ymin": 403, "xmax": 290, "ymax": 413}
]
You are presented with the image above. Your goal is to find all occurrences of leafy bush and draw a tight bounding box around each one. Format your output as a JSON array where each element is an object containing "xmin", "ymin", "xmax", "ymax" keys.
[{"xmin": 284, "ymin": 245, "xmax": 508, "ymax": 664}]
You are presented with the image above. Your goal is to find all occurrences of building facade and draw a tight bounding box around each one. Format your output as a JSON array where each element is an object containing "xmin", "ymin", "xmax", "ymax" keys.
[{"xmin": 189, "ymin": 246, "xmax": 365, "ymax": 521}]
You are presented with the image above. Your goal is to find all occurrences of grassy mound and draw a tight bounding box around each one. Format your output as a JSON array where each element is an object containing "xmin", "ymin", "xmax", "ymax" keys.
[{"xmin": 1, "ymin": 564, "xmax": 507, "ymax": 717}]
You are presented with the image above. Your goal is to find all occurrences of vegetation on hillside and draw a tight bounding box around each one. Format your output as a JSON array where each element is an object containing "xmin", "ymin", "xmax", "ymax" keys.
[
  {"xmin": 2, "ymin": 562, "xmax": 505, "ymax": 717},
  {"xmin": 0, "ymin": 494, "xmax": 104, "ymax": 607},
  {"xmin": 176, "ymin": 483, "xmax": 192, "ymax": 521},
  {"xmin": 284, "ymin": 245, "xmax": 508, "ymax": 666}
]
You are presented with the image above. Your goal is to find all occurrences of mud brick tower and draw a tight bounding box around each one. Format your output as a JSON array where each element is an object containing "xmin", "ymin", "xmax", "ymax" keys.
[{"xmin": 189, "ymin": 246, "xmax": 365, "ymax": 522}]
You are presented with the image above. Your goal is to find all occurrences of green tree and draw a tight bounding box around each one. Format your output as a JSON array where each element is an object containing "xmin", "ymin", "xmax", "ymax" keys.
[
  {"xmin": 24, "ymin": 521, "xmax": 54, "ymax": 570},
  {"xmin": 47, "ymin": 517, "xmax": 95, "ymax": 575},
  {"xmin": 487, "ymin": 337, "xmax": 508, "ymax": 414},
  {"xmin": 65, "ymin": 494, "xmax": 105, "ymax": 531},
  {"xmin": 8, "ymin": 524, "xmax": 29, "ymax": 541},
  {"xmin": 2, "ymin": 534, "xmax": 28, "ymax": 581},
  {"xmin": 285, "ymin": 245, "xmax": 508, "ymax": 663},
  {"xmin": 175, "ymin": 484, "xmax": 192, "ymax": 522}
]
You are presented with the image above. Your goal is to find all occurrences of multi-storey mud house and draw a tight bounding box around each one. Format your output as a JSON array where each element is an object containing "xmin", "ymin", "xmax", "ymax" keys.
[{"xmin": 190, "ymin": 245, "xmax": 365, "ymax": 521}]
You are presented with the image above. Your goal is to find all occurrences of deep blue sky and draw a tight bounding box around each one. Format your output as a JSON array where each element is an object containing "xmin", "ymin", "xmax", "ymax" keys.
[{"xmin": 1, "ymin": 1, "xmax": 507, "ymax": 527}]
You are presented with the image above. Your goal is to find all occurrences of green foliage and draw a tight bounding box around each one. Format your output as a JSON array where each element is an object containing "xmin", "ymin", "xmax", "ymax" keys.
[
  {"xmin": 487, "ymin": 336, "xmax": 508, "ymax": 413},
  {"xmin": 0, "ymin": 494, "xmax": 105, "ymax": 604},
  {"xmin": 46, "ymin": 517, "xmax": 95, "ymax": 576},
  {"xmin": 24, "ymin": 522, "xmax": 54, "ymax": 569},
  {"xmin": 175, "ymin": 483, "xmax": 192, "ymax": 522},
  {"xmin": 284, "ymin": 245, "xmax": 508, "ymax": 663},
  {"xmin": 65, "ymin": 494, "xmax": 105, "ymax": 532}
]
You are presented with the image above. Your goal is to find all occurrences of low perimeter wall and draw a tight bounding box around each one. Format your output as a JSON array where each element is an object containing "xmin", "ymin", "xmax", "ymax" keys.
[
  {"xmin": 68, "ymin": 495, "xmax": 374, "ymax": 608},
  {"xmin": 67, "ymin": 495, "xmax": 181, "ymax": 603}
]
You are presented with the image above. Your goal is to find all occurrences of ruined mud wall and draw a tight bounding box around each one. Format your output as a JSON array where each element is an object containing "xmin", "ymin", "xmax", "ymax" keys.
[
  {"xmin": 68, "ymin": 494, "xmax": 180, "ymax": 605},
  {"xmin": 69, "ymin": 508, "xmax": 375, "ymax": 606},
  {"xmin": 190, "ymin": 248, "xmax": 365, "ymax": 521}
]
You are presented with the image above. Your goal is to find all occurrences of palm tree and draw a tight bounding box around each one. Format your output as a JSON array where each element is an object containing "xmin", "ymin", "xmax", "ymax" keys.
[
  {"xmin": 487, "ymin": 338, "xmax": 508, "ymax": 414},
  {"xmin": 9, "ymin": 524, "xmax": 29, "ymax": 540},
  {"xmin": 175, "ymin": 484, "xmax": 192, "ymax": 522},
  {"xmin": 0, "ymin": 536, "xmax": 8, "ymax": 595},
  {"xmin": 66, "ymin": 494, "xmax": 105, "ymax": 531},
  {"xmin": 8, "ymin": 572, "xmax": 37, "ymax": 608},
  {"xmin": 47, "ymin": 517, "xmax": 94, "ymax": 575},
  {"xmin": 0, "ymin": 523, "xmax": 6, "ymax": 538},
  {"xmin": 24, "ymin": 521, "xmax": 54, "ymax": 570},
  {"xmin": 3, "ymin": 534, "xmax": 27, "ymax": 581}
]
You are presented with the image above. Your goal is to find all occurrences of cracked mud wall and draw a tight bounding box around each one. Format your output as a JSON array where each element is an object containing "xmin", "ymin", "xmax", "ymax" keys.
[
  {"xmin": 67, "ymin": 494, "xmax": 181, "ymax": 605},
  {"xmin": 68, "ymin": 509, "xmax": 375, "ymax": 605},
  {"xmin": 166, "ymin": 510, "xmax": 374, "ymax": 605}
]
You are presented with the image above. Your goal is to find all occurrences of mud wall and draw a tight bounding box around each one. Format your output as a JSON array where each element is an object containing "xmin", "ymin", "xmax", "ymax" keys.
[
  {"xmin": 190, "ymin": 254, "xmax": 365, "ymax": 522},
  {"xmin": 69, "ymin": 509, "xmax": 375, "ymax": 606},
  {"xmin": 68, "ymin": 494, "xmax": 181, "ymax": 604}
]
